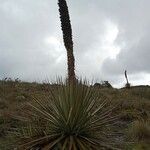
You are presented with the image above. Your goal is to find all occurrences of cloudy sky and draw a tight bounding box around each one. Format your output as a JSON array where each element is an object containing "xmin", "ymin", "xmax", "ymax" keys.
[{"xmin": 0, "ymin": 0, "xmax": 150, "ymax": 87}]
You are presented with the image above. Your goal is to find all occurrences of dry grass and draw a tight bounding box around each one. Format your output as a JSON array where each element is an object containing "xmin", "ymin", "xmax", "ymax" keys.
[{"xmin": 0, "ymin": 80, "xmax": 150, "ymax": 149}]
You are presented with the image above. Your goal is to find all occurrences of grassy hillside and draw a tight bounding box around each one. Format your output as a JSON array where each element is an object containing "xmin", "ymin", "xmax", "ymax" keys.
[{"xmin": 0, "ymin": 79, "xmax": 149, "ymax": 149}]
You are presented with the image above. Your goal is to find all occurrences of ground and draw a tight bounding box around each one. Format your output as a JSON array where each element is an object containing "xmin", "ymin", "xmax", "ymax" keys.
[{"xmin": 0, "ymin": 79, "xmax": 149, "ymax": 149}]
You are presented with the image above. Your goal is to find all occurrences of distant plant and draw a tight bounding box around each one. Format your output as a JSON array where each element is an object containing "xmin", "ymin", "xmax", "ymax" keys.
[
  {"xmin": 2, "ymin": 77, "xmax": 21, "ymax": 84},
  {"xmin": 93, "ymin": 82, "xmax": 102, "ymax": 88},
  {"xmin": 102, "ymin": 81, "xmax": 112, "ymax": 88},
  {"xmin": 15, "ymin": 78, "xmax": 21, "ymax": 83},
  {"xmin": 124, "ymin": 70, "xmax": 130, "ymax": 88},
  {"xmin": 58, "ymin": 0, "xmax": 76, "ymax": 84},
  {"xmin": 2, "ymin": 77, "xmax": 13, "ymax": 82},
  {"xmin": 9, "ymin": 81, "xmax": 119, "ymax": 149},
  {"xmin": 94, "ymin": 81, "xmax": 112, "ymax": 88}
]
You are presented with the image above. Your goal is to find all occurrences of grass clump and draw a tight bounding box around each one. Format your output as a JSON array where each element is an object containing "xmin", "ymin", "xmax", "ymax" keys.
[
  {"xmin": 127, "ymin": 119, "xmax": 150, "ymax": 149},
  {"xmin": 8, "ymin": 81, "xmax": 119, "ymax": 150},
  {"xmin": 128, "ymin": 119, "xmax": 150, "ymax": 141}
]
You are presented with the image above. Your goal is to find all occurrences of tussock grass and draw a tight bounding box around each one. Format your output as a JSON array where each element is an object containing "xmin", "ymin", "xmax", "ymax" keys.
[{"xmin": 128, "ymin": 119, "xmax": 150, "ymax": 141}]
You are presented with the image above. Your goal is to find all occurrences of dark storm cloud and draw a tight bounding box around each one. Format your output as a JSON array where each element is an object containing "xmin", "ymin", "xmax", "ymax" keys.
[
  {"xmin": 102, "ymin": 35, "xmax": 150, "ymax": 75},
  {"xmin": 99, "ymin": 0, "xmax": 150, "ymax": 85},
  {"xmin": 0, "ymin": 0, "xmax": 150, "ymax": 86}
]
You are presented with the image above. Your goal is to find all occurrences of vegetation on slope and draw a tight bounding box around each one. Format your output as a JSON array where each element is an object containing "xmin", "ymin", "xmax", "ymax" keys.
[{"xmin": 0, "ymin": 79, "xmax": 150, "ymax": 149}]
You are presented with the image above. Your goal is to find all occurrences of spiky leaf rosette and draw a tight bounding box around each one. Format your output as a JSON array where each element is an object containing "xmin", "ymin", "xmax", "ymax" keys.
[
  {"xmin": 58, "ymin": 0, "xmax": 76, "ymax": 83},
  {"xmin": 9, "ymin": 81, "xmax": 120, "ymax": 150}
]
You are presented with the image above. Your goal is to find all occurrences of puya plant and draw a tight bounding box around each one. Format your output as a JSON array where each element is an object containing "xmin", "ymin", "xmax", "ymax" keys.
[
  {"xmin": 125, "ymin": 70, "xmax": 130, "ymax": 88},
  {"xmin": 7, "ymin": 0, "xmax": 121, "ymax": 149}
]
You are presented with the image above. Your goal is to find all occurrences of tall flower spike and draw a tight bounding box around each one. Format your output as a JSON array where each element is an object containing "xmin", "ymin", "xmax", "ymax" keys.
[
  {"xmin": 125, "ymin": 70, "xmax": 130, "ymax": 88},
  {"xmin": 58, "ymin": 0, "xmax": 76, "ymax": 84},
  {"xmin": 125, "ymin": 70, "xmax": 129, "ymax": 84}
]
